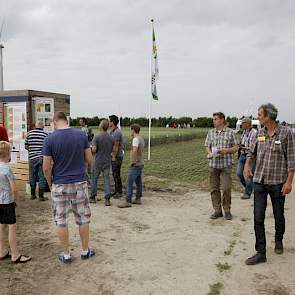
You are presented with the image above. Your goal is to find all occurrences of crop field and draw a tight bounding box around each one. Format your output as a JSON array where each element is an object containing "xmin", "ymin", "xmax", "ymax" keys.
[
  {"xmin": 92, "ymin": 129, "xmax": 241, "ymax": 193},
  {"xmin": 91, "ymin": 127, "xmax": 208, "ymax": 139},
  {"xmin": 91, "ymin": 127, "xmax": 209, "ymax": 149}
]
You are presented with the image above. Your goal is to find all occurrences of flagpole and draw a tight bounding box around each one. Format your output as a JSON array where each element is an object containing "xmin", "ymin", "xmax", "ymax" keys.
[
  {"xmin": 148, "ymin": 85, "xmax": 152, "ymax": 161},
  {"xmin": 148, "ymin": 19, "xmax": 154, "ymax": 161}
]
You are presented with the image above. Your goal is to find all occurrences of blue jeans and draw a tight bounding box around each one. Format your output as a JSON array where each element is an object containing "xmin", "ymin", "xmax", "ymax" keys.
[
  {"xmin": 254, "ymin": 183, "xmax": 285, "ymax": 254},
  {"xmin": 126, "ymin": 165, "xmax": 143, "ymax": 203},
  {"xmin": 236, "ymin": 153, "xmax": 255, "ymax": 196},
  {"xmin": 29, "ymin": 157, "xmax": 47, "ymax": 191},
  {"xmin": 91, "ymin": 166, "xmax": 111, "ymax": 199}
]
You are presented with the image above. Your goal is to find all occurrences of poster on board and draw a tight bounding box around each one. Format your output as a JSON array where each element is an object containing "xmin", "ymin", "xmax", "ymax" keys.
[
  {"xmin": 5, "ymin": 102, "xmax": 27, "ymax": 150},
  {"xmin": 33, "ymin": 98, "xmax": 55, "ymax": 133},
  {"xmin": 4, "ymin": 102, "xmax": 28, "ymax": 161}
]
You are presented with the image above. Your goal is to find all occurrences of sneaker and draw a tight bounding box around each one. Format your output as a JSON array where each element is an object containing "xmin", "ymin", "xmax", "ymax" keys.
[
  {"xmin": 275, "ymin": 241, "xmax": 284, "ymax": 255},
  {"xmin": 210, "ymin": 211, "xmax": 223, "ymax": 219},
  {"xmin": 245, "ymin": 253, "xmax": 267, "ymax": 265},
  {"xmin": 132, "ymin": 198, "xmax": 142, "ymax": 205},
  {"xmin": 224, "ymin": 212, "xmax": 232, "ymax": 220},
  {"xmin": 241, "ymin": 193, "xmax": 251, "ymax": 200},
  {"xmin": 89, "ymin": 197, "xmax": 96, "ymax": 204},
  {"xmin": 58, "ymin": 254, "xmax": 72, "ymax": 264},
  {"xmin": 81, "ymin": 247, "xmax": 95, "ymax": 260},
  {"xmin": 118, "ymin": 201, "xmax": 132, "ymax": 208},
  {"xmin": 105, "ymin": 199, "xmax": 111, "ymax": 206},
  {"xmin": 112, "ymin": 192, "xmax": 122, "ymax": 199}
]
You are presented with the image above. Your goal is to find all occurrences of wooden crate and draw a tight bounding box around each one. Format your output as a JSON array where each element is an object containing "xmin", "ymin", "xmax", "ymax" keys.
[{"xmin": 10, "ymin": 160, "xmax": 29, "ymax": 193}]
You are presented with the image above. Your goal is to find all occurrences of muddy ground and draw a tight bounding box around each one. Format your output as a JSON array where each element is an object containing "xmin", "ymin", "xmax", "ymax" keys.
[{"xmin": 1, "ymin": 183, "xmax": 295, "ymax": 295}]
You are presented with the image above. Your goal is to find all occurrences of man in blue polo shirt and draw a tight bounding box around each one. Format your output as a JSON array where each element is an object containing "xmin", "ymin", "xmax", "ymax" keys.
[{"xmin": 42, "ymin": 112, "xmax": 95, "ymax": 264}]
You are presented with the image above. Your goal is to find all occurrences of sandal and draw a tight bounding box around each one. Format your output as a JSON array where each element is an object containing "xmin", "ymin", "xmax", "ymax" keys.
[
  {"xmin": 81, "ymin": 247, "xmax": 95, "ymax": 260},
  {"xmin": 12, "ymin": 255, "xmax": 32, "ymax": 264},
  {"xmin": 0, "ymin": 251, "xmax": 11, "ymax": 260},
  {"xmin": 58, "ymin": 254, "xmax": 72, "ymax": 264}
]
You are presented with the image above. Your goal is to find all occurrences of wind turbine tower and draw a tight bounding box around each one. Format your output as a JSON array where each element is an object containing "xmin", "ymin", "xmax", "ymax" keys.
[
  {"xmin": 0, "ymin": 21, "xmax": 5, "ymax": 91},
  {"xmin": 0, "ymin": 43, "xmax": 4, "ymax": 91}
]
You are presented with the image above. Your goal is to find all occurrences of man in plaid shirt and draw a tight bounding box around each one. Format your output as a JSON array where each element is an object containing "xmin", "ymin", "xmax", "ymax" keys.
[
  {"xmin": 205, "ymin": 112, "xmax": 239, "ymax": 220},
  {"xmin": 244, "ymin": 103, "xmax": 295, "ymax": 265}
]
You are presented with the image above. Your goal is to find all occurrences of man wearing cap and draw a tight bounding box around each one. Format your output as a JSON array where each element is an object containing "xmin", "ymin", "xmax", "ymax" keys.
[{"xmin": 236, "ymin": 118, "xmax": 257, "ymax": 199}]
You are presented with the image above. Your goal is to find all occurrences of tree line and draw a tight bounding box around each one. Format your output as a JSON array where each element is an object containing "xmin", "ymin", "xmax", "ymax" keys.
[{"xmin": 70, "ymin": 116, "xmax": 239, "ymax": 129}]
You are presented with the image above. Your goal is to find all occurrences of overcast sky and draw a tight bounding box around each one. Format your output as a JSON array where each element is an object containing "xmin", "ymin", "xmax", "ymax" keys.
[{"xmin": 1, "ymin": 0, "xmax": 295, "ymax": 121}]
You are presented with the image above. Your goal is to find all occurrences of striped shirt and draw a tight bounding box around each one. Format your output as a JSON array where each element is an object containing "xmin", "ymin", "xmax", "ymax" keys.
[
  {"xmin": 205, "ymin": 127, "xmax": 238, "ymax": 169},
  {"xmin": 25, "ymin": 128, "xmax": 48, "ymax": 160},
  {"xmin": 240, "ymin": 128, "xmax": 257, "ymax": 154},
  {"xmin": 249, "ymin": 125, "xmax": 295, "ymax": 185}
]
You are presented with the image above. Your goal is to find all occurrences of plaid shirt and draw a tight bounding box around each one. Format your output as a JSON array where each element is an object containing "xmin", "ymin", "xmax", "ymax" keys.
[
  {"xmin": 205, "ymin": 127, "xmax": 238, "ymax": 169},
  {"xmin": 248, "ymin": 125, "xmax": 295, "ymax": 185},
  {"xmin": 240, "ymin": 128, "xmax": 257, "ymax": 152}
]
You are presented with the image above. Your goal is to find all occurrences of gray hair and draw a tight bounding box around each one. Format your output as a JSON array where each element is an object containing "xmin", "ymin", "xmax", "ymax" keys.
[
  {"xmin": 99, "ymin": 119, "xmax": 109, "ymax": 131},
  {"xmin": 36, "ymin": 120, "xmax": 44, "ymax": 128},
  {"xmin": 259, "ymin": 103, "xmax": 278, "ymax": 121}
]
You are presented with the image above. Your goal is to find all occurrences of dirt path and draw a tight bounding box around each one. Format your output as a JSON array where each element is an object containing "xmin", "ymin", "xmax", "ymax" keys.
[{"xmin": 1, "ymin": 186, "xmax": 295, "ymax": 295}]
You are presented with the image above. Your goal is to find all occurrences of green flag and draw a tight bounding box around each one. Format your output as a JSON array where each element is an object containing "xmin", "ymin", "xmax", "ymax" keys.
[{"xmin": 151, "ymin": 24, "xmax": 159, "ymax": 100}]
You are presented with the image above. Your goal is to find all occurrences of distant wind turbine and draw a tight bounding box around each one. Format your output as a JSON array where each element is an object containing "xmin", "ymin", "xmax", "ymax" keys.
[{"xmin": 0, "ymin": 19, "xmax": 5, "ymax": 91}]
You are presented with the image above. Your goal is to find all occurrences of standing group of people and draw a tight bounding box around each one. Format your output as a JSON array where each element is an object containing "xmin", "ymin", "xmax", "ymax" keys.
[
  {"xmin": 205, "ymin": 103, "xmax": 295, "ymax": 265},
  {"xmin": 79, "ymin": 115, "xmax": 145, "ymax": 207},
  {"xmin": 0, "ymin": 103, "xmax": 294, "ymax": 266},
  {"xmin": 0, "ymin": 112, "xmax": 145, "ymax": 264}
]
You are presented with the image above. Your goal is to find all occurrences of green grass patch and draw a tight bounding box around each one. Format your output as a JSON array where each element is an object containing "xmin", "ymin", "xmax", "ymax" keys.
[
  {"xmin": 216, "ymin": 262, "xmax": 231, "ymax": 273},
  {"xmin": 224, "ymin": 240, "xmax": 237, "ymax": 256},
  {"xmin": 208, "ymin": 282, "xmax": 223, "ymax": 295}
]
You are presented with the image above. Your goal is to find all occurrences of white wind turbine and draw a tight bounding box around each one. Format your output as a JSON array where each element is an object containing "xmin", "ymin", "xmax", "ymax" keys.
[{"xmin": 0, "ymin": 20, "xmax": 5, "ymax": 91}]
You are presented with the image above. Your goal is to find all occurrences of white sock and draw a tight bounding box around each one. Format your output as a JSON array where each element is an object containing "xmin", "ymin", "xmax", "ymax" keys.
[
  {"xmin": 63, "ymin": 253, "xmax": 71, "ymax": 259},
  {"xmin": 81, "ymin": 249, "xmax": 89, "ymax": 256}
]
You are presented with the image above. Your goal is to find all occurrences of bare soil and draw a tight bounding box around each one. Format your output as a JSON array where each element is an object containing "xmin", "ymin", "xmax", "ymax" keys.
[{"xmin": 1, "ymin": 184, "xmax": 295, "ymax": 295}]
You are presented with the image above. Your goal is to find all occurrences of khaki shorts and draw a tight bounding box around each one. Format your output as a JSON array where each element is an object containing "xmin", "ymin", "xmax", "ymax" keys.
[{"xmin": 51, "ymin": 181, "xmax": 91, "ymax": 227}]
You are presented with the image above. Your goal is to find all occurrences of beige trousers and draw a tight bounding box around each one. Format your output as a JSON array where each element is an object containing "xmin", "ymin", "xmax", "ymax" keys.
[{"xmin": 209, "ymin": 166, "xmax": 232, "ymax": 213}]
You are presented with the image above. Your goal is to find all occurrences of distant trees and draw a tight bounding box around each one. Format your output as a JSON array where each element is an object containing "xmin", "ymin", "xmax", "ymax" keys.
[
  {"xmin": 70, "ymin": 116, "xmax": 239, "ymax": 128},
  {"xmin": 192, "ymin": 117, "xmax": 213, "ymax": 128},
  {"xmin": 226, "ymin": 116, "xmax": 238, "ymax": 128}
]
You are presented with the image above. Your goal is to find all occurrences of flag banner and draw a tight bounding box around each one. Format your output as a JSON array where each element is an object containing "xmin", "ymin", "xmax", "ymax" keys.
[{"xmin": 151, "ymin": 24, "xmax": 159, "ymax": 100}]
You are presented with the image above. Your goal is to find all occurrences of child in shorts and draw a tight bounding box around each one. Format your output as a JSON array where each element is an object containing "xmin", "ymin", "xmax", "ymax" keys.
[{"xmin": 0, "ymin": 141, "xmax": 31, "ymax": 263}]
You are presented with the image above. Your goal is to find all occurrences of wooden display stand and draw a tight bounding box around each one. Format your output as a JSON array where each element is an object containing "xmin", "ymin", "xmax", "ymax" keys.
[{"xmin": 0, "ymin": 90, "xmax": 70, "ymax": 193}]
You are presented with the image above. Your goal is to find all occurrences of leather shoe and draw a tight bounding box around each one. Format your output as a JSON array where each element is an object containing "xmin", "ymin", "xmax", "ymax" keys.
[{"xmin": 245, "ymin": 253, "xmax": 267, "ymax": 265}]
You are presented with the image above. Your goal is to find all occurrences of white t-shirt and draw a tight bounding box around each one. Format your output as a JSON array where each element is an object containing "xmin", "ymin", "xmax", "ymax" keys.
[{"xmin": 132, "ymin": 137, "xmax": 140, "ymax": 147}]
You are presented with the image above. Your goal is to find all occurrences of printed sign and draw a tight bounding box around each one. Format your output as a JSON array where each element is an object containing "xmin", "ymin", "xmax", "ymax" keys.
[{"xmin": 33, "ymin": 97, "xmax": 55, "ymax": 133}]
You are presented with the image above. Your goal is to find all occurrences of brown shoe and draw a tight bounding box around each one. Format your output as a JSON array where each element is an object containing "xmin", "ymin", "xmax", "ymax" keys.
[
  {"xmin": 275, "ymin": 241, "xmax": 284, "ymax": 254},
  {"xmin": 132, "ymin": 198, "xmax": 142, "ymax": 205},
  {"xmin": 210, "ymin": 211, "xmax": 223, "ymax": 219},
  {"xmin": 118, "ymin": 201, "xmax": 132, "ymax": 208},
  {"xmin": 245, "ymin": 253, "xmax": 267, "ymax": 265}
]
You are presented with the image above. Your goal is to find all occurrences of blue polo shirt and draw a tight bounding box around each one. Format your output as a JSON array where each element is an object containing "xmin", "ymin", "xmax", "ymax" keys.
[{"xmin": 42, "ymin": 128, "xmax": 89, "ymax": 184}]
